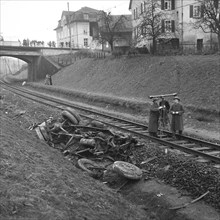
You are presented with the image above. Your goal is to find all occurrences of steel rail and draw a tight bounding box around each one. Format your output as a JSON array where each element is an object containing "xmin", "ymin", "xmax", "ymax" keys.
[
  {"xmin": 1, "ymin": 81, "xmax": 220, "ymax": 164},
  {"xmin": 3, "ymin": 82, "xmax": 219, "ymax": 149}
]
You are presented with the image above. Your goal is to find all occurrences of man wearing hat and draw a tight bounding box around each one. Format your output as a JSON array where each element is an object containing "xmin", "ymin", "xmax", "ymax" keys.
[
  {"xmin": 170, "ymin": 96, "xmax": 184, "ymax": 137},
  {"xmin": 148, "ymin": 98, "xmax": 160, "ymax": 137}
]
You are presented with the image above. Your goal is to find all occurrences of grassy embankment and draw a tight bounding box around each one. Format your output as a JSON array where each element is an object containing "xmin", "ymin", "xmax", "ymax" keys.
[
  {"xmin": 40, "ymin": 54, "xmax": 219, "ymax": 117},
  {"xmin": 6, "ymin": 54, "xmax": 220, "ymax": 118}
]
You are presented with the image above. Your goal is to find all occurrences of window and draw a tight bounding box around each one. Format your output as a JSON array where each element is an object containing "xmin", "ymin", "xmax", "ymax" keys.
[
  {"xmin": 164, "ymin": 0, "xmax": 171, "ymax": 10},
  {"xmin": 161, "ymin": 0, "xmax": 175, "ymax": 10},
  {"xmin": 190, "ymin": 5, "xmax": 202, "ymax": 18},
  {"xmin": 83, "ymin": 13, "xmax": 89, "ymax": 20},
  {"xmin": 84, "ymin": 38, "xmax": 88, "ymax": 47},
  {"xmin": 165, "ymin": 20, "xmax": 172, "ymax": 32},
  {"xmin": 162, "ymin": 20, "xmax": 175, "ymax": 33},
  {"xmin": 83, "ymin": 29, "xmax": 88, "ymax": 35},
  {"xmin": 194, "ymin": 6, "xmax": 200, "ymax": 17},
  {"xmin": 133, "ymin": 9, "xmax": 136, "ymax": 19}
]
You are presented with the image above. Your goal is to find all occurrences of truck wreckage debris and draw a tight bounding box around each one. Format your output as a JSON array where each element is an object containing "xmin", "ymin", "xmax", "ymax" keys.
[{"xmin": 34, "ymin": 107, "xmax": 144, "ymax": 182}]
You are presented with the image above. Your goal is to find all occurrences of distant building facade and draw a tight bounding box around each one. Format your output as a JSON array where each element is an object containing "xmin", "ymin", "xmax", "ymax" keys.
[
  {"xmin": 54, "ymin": 7, "xmax": 100, "ymax": 49},
  {"xmin": 98, "ymin": 14, "xmax": 133, "ymax": 51},
  {"xmin": 54, "ymin": 7, "xmax": 133, "ymax": 51},
  {"xmin": 129, "ymin": 0, "xmax": 219, "ymax": 52}
]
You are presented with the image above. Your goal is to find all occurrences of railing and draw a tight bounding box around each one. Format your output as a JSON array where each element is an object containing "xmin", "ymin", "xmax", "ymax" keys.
[
  {"xmin": 157, "ymin": 43, "xmax": 219, "ymax": 55},
  {"xmin": 56, "ymin": 51, "xmax": 107, "ymax": 67}
]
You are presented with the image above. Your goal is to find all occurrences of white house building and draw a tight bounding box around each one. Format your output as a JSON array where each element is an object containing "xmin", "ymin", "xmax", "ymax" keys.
[
  {"xmin": 54, "ymin": 7, "xmax": 100, "ymax": 49},
  {"xmin": 129, "ymin": 0, "xmax": 219, "ymax": 52}
]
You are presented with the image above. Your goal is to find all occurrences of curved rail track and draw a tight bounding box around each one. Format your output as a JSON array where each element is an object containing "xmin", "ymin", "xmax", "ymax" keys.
[{"xmin": 1, "ymin": 80, "xmax": 220, "ymax": 164}]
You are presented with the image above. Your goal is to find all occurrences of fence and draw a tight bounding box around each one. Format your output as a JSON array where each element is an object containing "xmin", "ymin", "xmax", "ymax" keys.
[
  {"xmin": 56, "ymin": 51, "xmax": 108, "ymax": 67},
  {"xmin": 157, "ymin": 42, "xmax": 219, "ymax": 55}
]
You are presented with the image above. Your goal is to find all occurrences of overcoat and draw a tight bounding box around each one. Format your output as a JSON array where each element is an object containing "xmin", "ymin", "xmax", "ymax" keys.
[
  {"xmin": 170, "ymin": 103, "xmax": 184, "ymax": 131},
  {"xmin": 148, "ymin": 102, "xmax": 160, "ymax": 132}
]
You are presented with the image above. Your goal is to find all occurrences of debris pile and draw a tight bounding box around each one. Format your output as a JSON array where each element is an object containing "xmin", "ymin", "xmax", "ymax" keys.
[{"xmin": 34, "ymin": 107, "xmax": 144, "ymax": 182}]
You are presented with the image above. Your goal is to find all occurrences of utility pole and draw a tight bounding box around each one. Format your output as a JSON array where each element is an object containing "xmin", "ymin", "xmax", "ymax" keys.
[
  {"xmin": 67, "ymin": 2, "xmax": 72, "ymax": 54},
  {"xmin": 181, "ymin": 0, "xmax": 184, "ymax": 51}
]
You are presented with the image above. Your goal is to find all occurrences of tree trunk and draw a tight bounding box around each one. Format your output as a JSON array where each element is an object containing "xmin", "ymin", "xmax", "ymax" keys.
[
  {"xmin": 218, "ymin": 33, "xmax": 220, "ymax": 52},
  {"xmin": 152, "ymin": 38, "xmax": 157, "ymax": 54},
  {"xmin": 110, "ymin": 42, "xmax": 114, "ymax": 51}
]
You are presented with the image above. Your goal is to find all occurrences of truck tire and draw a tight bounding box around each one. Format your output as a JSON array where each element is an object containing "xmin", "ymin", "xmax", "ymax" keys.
[
  {"xmin": 62, "ymin": 110, "xmax": 78, "ymax": 125},
  {"xmin": 112, "ymin": 161, "xmax": 142, "ymax": 180},
  {"xmin": 65, "ymin": 107, "xmax": 81, "ymax": 123}
]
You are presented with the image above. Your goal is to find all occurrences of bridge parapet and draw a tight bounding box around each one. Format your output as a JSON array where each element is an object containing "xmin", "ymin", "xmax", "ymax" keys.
[{"xmin": 40, "ymin": 48, "xmax": 78, "ymax": 56}]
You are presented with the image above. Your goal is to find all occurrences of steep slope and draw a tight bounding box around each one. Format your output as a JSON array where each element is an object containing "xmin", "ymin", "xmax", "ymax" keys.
[{"xmin": 52, "ymin": 55, "xmax": 219, "ymax": 110}]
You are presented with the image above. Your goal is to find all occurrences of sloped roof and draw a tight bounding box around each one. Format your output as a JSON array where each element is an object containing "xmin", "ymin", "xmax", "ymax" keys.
[
  {"xmin": 112, "ymin": 15, "xmax": 132, "ymax": 32},
  {"xmin": 77, "ymin": 6, "xmax": 100, "ymax": 14},
  {"xmin": 54, "ymin": 7, "xmax": 100, "ymax": 30},
  {"xmin": 99, "ymin": 14, "xmax": 132, "ymax": 33}
]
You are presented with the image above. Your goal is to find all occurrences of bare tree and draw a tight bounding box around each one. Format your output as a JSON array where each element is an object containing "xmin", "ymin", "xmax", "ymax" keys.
[
  {"xmin": 97, "ymin": 11, "xmax": 129, "ymax": 51},
  {"xmin": 193, "ymin": 0, "xmax": 220, "ymax": 50},
  {"xmin": 136, "ymin": 0, "xmax": 176, "ymax": 54}
]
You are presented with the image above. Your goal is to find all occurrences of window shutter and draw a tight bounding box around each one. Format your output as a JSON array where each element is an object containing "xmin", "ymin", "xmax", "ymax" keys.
[
  {"xmin": 161, "ymin": 0, "xmax": 165, "ymax": 10},
  {"xmin": 190, "ymin": 5, "xmax": 193, "ymax": 18},
  {"xmin": 171, "ymin": 0, "xmax": 175, "ymax": 10},
  {"xmin": 200, "ymin": 5, "xmax": 204, "ymax": 18},
  {"xmin": 171, "ymin": 20, "xmax": 175, "ymax": 32},
  {"xmin": 161, "ymin": 20, "xmax": 165, "ymax": 33}
]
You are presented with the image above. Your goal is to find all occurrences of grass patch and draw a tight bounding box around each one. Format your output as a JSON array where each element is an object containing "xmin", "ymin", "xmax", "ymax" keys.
[{"xmin": 194, "ymin": 113, "xmax": 215, "ymax": 122}]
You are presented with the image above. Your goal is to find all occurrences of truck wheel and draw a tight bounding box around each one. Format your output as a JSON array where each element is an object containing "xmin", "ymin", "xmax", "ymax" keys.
[
  {"xmin": 62, "ymin": 110, "xmax": 78, "ymax": 125},
  {"xmin": 65, "ymin": 107, "xmax": 81, "ymax": 123},
  {"xmin": 112, "ymin": 161, "xmax": 142, "ymax": 180}
]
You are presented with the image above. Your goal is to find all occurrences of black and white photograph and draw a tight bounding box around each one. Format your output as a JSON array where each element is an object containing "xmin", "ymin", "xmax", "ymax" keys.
[{"xmin": 0, "ymin": 0, "xmax": 219, "ymax": 219}]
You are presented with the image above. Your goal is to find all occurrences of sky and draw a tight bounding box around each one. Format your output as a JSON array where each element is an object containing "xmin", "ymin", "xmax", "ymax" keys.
[{"xmin": 0, "ymin": 0, "xmax": 131, "ymax": 43}]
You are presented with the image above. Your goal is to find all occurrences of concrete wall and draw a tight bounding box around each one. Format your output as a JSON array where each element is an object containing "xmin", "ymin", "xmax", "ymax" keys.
[{"xmin": 31, "ymin": 56, "xmax": 59, "ymax": 81}]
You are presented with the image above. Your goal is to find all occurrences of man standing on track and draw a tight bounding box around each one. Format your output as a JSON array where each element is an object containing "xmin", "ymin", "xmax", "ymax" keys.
[
  {"xmin": 148, "ymin": 98, "xmax": 160, "ymax": 137},
  {"xmin": 170, "ymin": 96, "xmax": 184, "ymax": 137},
  {"xmin": 159, "ymin": 96, "xmax": 170, "ymax": 128}
]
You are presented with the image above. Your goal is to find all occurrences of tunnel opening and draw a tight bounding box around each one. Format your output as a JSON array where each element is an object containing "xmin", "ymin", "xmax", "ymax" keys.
[{"xmin": 0, "ymin": 56, "xmax": 28, "ymax": 81}]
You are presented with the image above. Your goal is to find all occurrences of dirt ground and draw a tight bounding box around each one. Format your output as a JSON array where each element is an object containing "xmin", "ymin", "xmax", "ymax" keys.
[
  {"xmin": 0, "ymin": 89, "xmax": 148, "ymax": 220},
  {"xmin": 1, "ymin": 86, "xmax": 220, "ymax": 220}
]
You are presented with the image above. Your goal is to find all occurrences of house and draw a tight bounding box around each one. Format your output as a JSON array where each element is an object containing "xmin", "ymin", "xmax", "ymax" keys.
[
  {"xmin": 129, "ymin": 0, "xmax": 219, "ymax": 52},
  {"xmin": 54, "ymin": 7, "xmax": 133, "ymax": 51},
  {"xmin": 98, "ymin": 14, "xmax": 133, "ymax": 51},
  {"xmin": 54, "ymin": 7, "xmax": 100, "ymax": 49}
]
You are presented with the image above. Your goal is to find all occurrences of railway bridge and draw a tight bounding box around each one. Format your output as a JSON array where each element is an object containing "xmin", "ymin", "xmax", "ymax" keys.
[{"xmin": 0, "ymin": 46, "xmax": 77, "ymax": 81}]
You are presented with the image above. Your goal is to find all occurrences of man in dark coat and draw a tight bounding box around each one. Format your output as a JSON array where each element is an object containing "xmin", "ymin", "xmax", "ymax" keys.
[
  {"xmin": 45, "ymin": 74, "xmax": 52, "ymax": 85},
  {"xmin": 170, "ymin": 96, "xmax": 184, "ymax": 137},
  {"xmin": 148, "ymin": 98, "xmax": 160, "ymax": 137},
  {"xmin": 159, "ymin": 97, "xmax": 170, "ymax": 128}
]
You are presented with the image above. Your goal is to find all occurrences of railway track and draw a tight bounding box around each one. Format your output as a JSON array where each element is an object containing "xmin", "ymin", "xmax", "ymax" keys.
[{"xmin": 1, "ymin": 80, "xmax": 220, "ymax": 165}]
